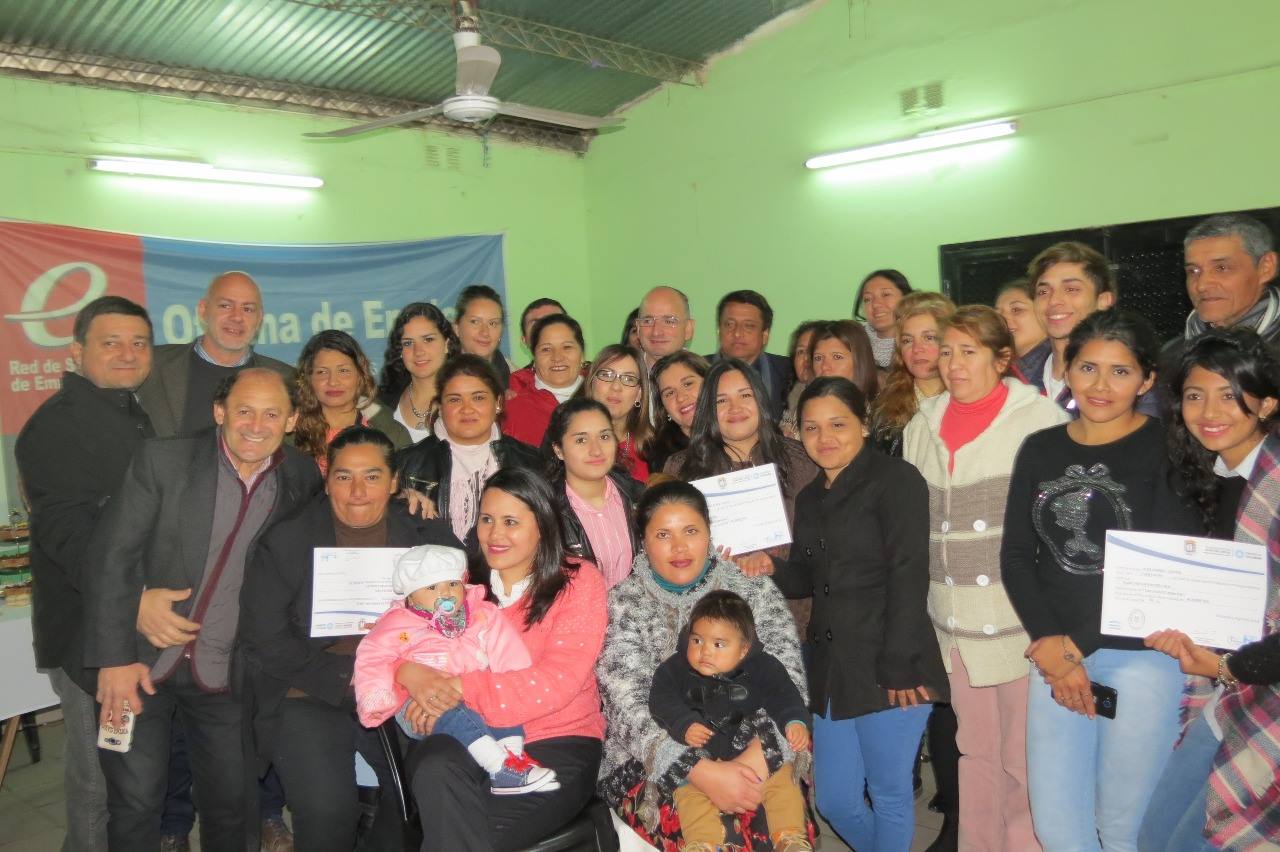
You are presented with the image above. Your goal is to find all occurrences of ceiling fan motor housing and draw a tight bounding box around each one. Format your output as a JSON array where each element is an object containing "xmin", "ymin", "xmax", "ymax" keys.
[{"xmin": 443, "ymin": 94, "xmax": 500, "ymax": 123}]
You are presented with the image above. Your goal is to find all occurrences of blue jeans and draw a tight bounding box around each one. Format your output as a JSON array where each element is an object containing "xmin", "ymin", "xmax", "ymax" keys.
[
  {"xmin": 813, "ymin": 703, "xmax": 931, "ymax": 852},
  {"xmin": 1026, "ymin": 648, "xmax": 1182, "ymax": 852},
  {"xmin": 396, "ymin": 701, "xmax": 521, "ymax": 745},
  {"xmin": 1137, "ymin": 713, "xmax": 1218, "ymax": 852}
]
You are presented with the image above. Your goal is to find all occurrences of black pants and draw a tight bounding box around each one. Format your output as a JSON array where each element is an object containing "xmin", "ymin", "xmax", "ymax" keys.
[
  {"xmin": 927, "ymin": 702, "xmax": 960, "ymax": 815},
  {"xmin": 270, "ymin": 695, "xmax": 400, "ymax": 852},
  {"xmin": 97, "ymin": 667, "xmax": 251, "ymax": 852},
  {"xmin": 162, "ymin": 720, "xmax": 287, "ymax": 835},
  {"xmin": 409, "ymin": 734, "xmax": 602, "ymax": 852}
]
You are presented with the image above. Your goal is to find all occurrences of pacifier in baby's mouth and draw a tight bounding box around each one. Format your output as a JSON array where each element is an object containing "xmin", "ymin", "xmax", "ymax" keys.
[{"xmin": 436, "ymin": 597, "xmax": 457, "ymax": 613}]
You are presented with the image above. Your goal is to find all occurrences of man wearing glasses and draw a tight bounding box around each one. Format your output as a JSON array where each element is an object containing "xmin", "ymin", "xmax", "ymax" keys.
[{"xmin": 635, "ymin": 286, "xmax": 696, "ymax": 368}]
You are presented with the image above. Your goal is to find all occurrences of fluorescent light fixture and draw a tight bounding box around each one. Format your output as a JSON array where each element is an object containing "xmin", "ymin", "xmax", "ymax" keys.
[
  {"xmin": 805, "ymin": 119, "xmax": 1017, "ymax": 170},
  {"xmin": 88, "ymin": 157, "xmax": 323, "ymax": 188}
]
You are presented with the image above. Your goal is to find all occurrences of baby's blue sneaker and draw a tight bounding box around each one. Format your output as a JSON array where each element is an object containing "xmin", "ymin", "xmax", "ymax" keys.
[{"xmin": 489, "ymin": 750, "xmax": 559, "ymax": 795}]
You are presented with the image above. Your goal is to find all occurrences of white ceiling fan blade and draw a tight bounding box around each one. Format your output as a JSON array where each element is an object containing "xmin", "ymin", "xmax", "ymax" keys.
[
  {"xmin": 456, "ymin": 44, "xmax": 501, "ymax": 97},
  {"xmin": 496, "ymin": 102, "xmax": 623, "ymax": 130},
  {"xmin": 304, "ymin": 105, "xmax": 445, "ymax": 138}
]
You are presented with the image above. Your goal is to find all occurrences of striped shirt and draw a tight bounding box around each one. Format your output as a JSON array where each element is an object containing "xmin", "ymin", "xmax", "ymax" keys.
[{"xmin": 566, "ymin": 477, "xmax": 633, "ymax": 590}]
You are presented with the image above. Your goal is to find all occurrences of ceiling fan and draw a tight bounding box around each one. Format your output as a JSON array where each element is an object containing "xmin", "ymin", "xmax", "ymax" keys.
[{"xmin": 305, "ymin": 2, "xmax": 623, "ymax": 138}]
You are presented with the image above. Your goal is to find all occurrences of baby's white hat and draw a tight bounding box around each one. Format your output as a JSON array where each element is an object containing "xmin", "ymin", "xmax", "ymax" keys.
[{"xmin": 392, "ymin": 544, "xmax": 467, "ymax": 595}]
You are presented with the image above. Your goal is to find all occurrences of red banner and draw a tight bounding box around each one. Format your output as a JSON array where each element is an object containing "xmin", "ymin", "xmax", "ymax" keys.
[{"xmin": 0, "ymin": 223, "xmax": 146, "ymax": 432}]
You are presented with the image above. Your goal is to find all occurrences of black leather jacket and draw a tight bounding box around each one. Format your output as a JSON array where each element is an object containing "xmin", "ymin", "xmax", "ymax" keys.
[
  {"xmin": 559, "ymin": 468, "xmax": 644, "ymax": 563},
  {"xmin": 393, "ymin": 433, "xmax": 542, "ymax": 544}
]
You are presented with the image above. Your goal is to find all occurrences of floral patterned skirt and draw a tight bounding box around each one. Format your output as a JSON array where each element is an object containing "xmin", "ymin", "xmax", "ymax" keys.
[{"xmin": 607, "ymin": 769, "xmax": 816, "ymax": 851}]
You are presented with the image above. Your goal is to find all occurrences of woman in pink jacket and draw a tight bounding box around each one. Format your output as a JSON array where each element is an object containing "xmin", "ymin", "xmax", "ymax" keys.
[
  {"xmin": 353, "ymin": 543, "xmax": 557, "ymax": 795},
  {"xmin": 394, "ymin": 466, "xmax": 608, "ymax": 851}
]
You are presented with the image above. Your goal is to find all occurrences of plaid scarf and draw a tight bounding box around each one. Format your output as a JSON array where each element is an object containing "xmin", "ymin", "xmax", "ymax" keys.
[
  {"xmin": 1184, "ymin": 285, "xmax": 1280, "ymax": 343},
  {"xmin": 1178, "ymin": 433, "xmax": 1280, "ymax": 848}
]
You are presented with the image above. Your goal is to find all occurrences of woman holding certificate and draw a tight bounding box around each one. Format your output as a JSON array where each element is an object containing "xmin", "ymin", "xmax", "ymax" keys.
[
  {"xmin": 1001, "ymin": 312, "xmax": 1201, "ymax": 851},
  {"xmin": 902, "ymin": 305, "xmax": 1067, "ymax": 852},
  {"xmin": 238, "ymin": 427, "xmax": 461, "ymax": 851},
  {"xmin": 1138, "ymin": 328, "xmax": 1280, "ymax": 852},
  {"xmin": 663, "ymin": 357, "xmax": 818, "ymax": 637},
  {"xmin": 742, "ymin": 376, "xmax": 948, "ymax": 852}
]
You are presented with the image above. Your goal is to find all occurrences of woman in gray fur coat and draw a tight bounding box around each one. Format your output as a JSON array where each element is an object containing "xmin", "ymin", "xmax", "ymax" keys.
[{"xmin": 597, "ymin": 480, "xmax": 809, "ymax": 850}]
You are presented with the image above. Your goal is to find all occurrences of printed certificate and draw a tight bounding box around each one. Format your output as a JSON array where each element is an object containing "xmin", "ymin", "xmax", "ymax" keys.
[
  {"xmin": 310, "ymin": 547, "xmax": 410, "ymax": 637},
  {"xmin": 1100, "ymin": 530, "xmax": 1267, "ymax": 650},
  {"xmin": 690, "ymin": 463, "xmax": 792, "ymax": 554}
]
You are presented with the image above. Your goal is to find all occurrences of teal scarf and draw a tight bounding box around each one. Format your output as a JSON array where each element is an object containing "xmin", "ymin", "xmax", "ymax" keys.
[{"xmin": 651, "ymin": 555, "xmax": 714, "ymax": 594}]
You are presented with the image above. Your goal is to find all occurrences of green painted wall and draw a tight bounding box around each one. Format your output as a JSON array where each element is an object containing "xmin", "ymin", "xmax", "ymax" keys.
[
  {"xmin": 583, "ymin": 0, "xmax": 1280, "ymax": 355},
  {"xmin": 0, "ymin": 76, "xmax": 592, "ymax": 340}
]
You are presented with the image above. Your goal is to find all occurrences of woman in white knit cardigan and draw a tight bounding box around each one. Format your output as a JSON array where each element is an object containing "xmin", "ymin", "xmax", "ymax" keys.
[{"xmin": 903, "ymin": 305, "xmax": 1067, "ymax": 852}]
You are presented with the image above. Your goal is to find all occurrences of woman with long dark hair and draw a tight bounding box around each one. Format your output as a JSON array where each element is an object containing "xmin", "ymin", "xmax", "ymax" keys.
[
  {"xmin": 1001, "ymin": 311, "xmax": 1200, "ymax": 850},
  {"xmin": 542, "ymin": 397, "xmax": 642, "ymax": 590},
  {"xmin": 377, "ymin": 302, "xmax": 461, "ymax": 444},
  {"xmin": 647, "ymin": 351, "xmax": 710, "ymax": 474},
  {"xmin": 503, "ymin": 313, "xmax": 586, "ymax": 448},
  {"xmin": 292, "ymin": 330, "xmax": 410, "ymax": 473},
  {"xmin": 578, "ymin": 344, "xmax": 652, "ymax": 481},
  {"xmin": 665, "ymin": 357, "xmax": 818, "ymax": 639},
  {"xmin": 1138, "ymin": 328, "xmax": 1280, "ymax": 852},
  {"xmin": 395, "ymin": 355, "xmax": 541, "ymax": 548},
  {"xmin": 399, "ymin": 467, "xmax": 608, "ymax": 851}
]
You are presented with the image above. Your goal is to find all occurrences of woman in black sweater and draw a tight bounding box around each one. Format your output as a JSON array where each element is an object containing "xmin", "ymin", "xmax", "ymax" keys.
[
  {"xmin": 1001, "ymin": 312, "xmax": 1201, "ymax": 851},
  {"xmin": 743, "ymin": 377, "xmax": 946, "ymax": 852}
]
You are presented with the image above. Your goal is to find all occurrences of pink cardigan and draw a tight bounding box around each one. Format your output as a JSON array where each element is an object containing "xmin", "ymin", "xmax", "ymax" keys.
[
  {"xmin": 353, "ymin": 584, "xmax": 530, "ymax": 728},
  {"xmin": 461, "ymin": 560, "xmax": 607, "ymax": 743}
]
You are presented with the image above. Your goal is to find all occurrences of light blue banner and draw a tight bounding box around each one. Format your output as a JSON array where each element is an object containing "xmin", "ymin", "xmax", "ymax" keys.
[{"xmin": 140, "ymin": 233, "xmax": 506, "ymax": 369}]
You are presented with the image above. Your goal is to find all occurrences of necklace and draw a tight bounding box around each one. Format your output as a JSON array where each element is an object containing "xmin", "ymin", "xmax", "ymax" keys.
[{"xmin": 405, "ymin": 389, "xmax": 431, "ymax": 429}]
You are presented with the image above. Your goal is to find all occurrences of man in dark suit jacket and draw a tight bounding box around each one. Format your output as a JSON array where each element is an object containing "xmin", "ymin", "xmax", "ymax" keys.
[
  {"xmin": 707, "ymin": 290, "xmax": 795, "ymax": 422},
  {"xmin": 15, "ymin": 295, "xmax": 155, "ymax": 852},
  {"xmin": 86, "ymin": 368, "xmax": 322, "ymax": 852},
  {"xmin": 137, "ymin": 270, "xmax": 294, "ymax": 437}
]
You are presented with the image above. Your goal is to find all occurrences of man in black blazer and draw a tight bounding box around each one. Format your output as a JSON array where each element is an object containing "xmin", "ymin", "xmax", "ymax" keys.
[
  {"xmin": 707, "ymin": 290, "xmax": 795, "ymax": 422},
  {"xmin": 15, "ymin": 295, "xmax": 155, "ymax": 852},
  {"xmin": 86, "ymin": 368, "xmax": 322, "ymax": 852},
  {"xmin": 137, "ymin": 270, "xmax": 294, "ymax": 437}
]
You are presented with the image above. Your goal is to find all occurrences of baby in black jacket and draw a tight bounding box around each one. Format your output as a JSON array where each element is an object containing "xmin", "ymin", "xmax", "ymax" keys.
[{"xmin": 649, "ymin": 590, "xmax": 812, "ymax": 851}]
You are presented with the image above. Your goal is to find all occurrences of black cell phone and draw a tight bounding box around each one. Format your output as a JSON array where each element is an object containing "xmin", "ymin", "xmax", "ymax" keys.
[{"xmin": 1090, "ymin": 682, "xmax": 1118, "ymax": 719}]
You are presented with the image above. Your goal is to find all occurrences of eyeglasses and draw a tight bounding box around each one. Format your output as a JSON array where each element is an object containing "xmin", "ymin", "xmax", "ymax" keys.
[
  {"xmin": 636, "ymin": 315, "xmax": 682, "ymax": 328},
  {"xmin": 594, "ymin": 369, "xmax": 640, "ymax": 387}
]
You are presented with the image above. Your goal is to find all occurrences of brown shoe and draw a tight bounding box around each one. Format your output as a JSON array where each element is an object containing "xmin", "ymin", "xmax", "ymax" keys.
[{"xmin": 260, "ymin": 816, "xmax": 295, "ymax": 852}]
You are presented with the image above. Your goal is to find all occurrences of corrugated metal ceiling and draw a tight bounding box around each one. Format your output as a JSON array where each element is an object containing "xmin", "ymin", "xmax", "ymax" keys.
[{"xmin": 0, "ymin": 1, "xmax": 810, "ymax": 128}]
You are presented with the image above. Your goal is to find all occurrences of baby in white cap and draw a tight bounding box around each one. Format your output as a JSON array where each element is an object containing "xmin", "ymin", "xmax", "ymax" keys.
[{"xmin": 353, "ymin": 544, "xmax": 558, "ymax": 795}]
